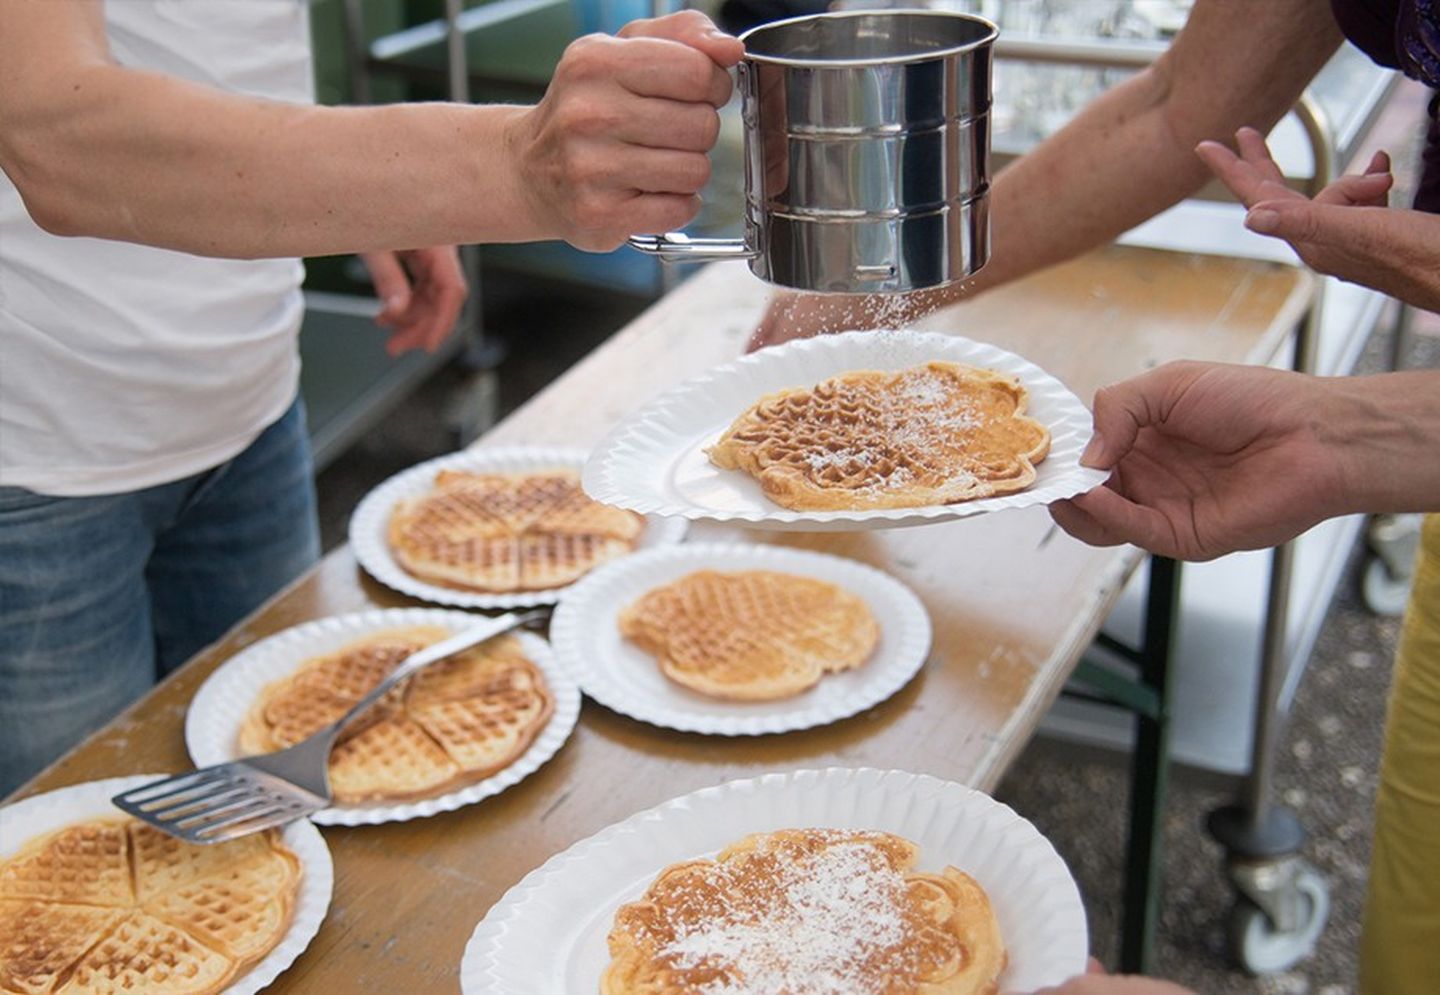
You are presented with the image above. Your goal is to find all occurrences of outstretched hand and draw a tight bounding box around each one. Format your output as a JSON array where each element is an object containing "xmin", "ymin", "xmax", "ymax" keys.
[
  {"xmin": 1197, "ymin": 127, "xmax": 1440, "ymax": 311},
  {"xmin": 1049, "ymin": 361, "xmax": 1350, "ymax": 561}
]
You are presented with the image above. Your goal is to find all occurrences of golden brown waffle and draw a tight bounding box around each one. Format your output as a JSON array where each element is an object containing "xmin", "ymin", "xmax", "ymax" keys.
[
  {"xmin": 0, "ymin": 821, "xmax": 132, "ymax": 908},
  {"xmin": 239, "ymin": 629, "xmax": 554, "ymax": 804},
  {"xmin": 603, "ymin": 828, "xmax": 1006, "ymax": 995},
  {"xmin": 60, "ymin": 911, "xmax": 234, "ymax": 995},
  {"xmin": 619, "ymin": 570, "xmax": 879, "ymax": 701},
  {"xmin": 387, "ymin": 468, "xmax": 644, "ymax": 592},
  {"xmin": 708, "ymin": 361, "xmax": 1051, "ymax": 511},
  {"xmin": 0, "ymin": 817, "xmax": 299, "ymax": 995},
  {"xmin": 128, "ymin": 823, "xmax": 284, "ymax": 905},
  {"xmin": 0, "ymin": 901, "xmax": 124, "ymax": 995}
]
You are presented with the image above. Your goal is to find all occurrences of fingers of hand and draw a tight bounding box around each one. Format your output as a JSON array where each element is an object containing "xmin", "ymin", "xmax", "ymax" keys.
[
  {"xmin": 1234, "ymin": 126, "xmax": 1286, "ymax": 183},
  {"xmin": 1049, "ymin": 497, "xmax": 1126, "ymax": 548},
  {"xmin": 381, "ymin": 249, "xmax": 468, "ymax": 355},
  {"xmin": 362, "ymin": 251, "xmax": 411, "ymax": 328},
  {"xmin": 568, "ymin": 34, "xmax": 732, "ymax": 106},
  {"xmin": 613, "ymin": 97, "xmax": 721, "ymax": 152},
  {"xmin": 569, "ymin": 193, "xmax": 701, "ymax": 251},
  {"xmin": 1194, "ymin": 140, "xmax": 1292, "ymax": 206},
  {"xmin": 570, "ymin": 144, "xmax": 710, "ymax": 201},
  {"xmin": 416, "ymin": 251, "xmax": 468, "ymax": 351},
  {"xmin": 617, "ymin": 9, "xmax": 744, "ymax": 68},
  {"xmin": 1083, "ymin": 384, "xmax": 1145, "ymax": 468},
  {"xmin": 1317, "ymin": 169, "xmax": 1392, "ymax": 208},
  {"xmin": 1085, "ymin": 361, "xmax": 1209, "ymax": 468},
  {"xmin": 1052, "ymin": 486, "xmax": 1178, "ymax": 558},
  {"xmin": 1244, "ymin": 198, "xmax": 1329, "ymax": 242}
]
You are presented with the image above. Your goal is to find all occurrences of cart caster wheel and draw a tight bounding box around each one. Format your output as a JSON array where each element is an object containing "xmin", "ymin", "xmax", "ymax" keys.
[
  {"xmin": 1362, "ymin": 556, "xmax": 1411, "ymax": 617},
  {"xmin": 1228, "ymin": 864, "xmax": 1330, "ymax": 974}
]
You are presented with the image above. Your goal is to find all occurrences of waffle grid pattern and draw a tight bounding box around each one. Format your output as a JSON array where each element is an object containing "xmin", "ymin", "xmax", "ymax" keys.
[
  {"xmin": 239, "ymin": 629, "xmax": 554, "ymax": 804},
  {"xmin": 620, "ymin": 569, "xmax": 880, "ymax": 701},
  {"xmin": 709, "ymin": 362, "xmax": 1052, "ymax": 512},
  {"xmin": 0, "ymin": 819, "xmax": 299, "ymax": 995},
  {"xmin": 387, "ymin": 470, "xmax": 645, "ymax": 592}
]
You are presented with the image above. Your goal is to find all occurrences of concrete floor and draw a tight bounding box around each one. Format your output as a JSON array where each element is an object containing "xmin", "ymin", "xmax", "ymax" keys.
[{"xmin": 313, "ymin": 82, "xmax": 1438, "ymax": 994}]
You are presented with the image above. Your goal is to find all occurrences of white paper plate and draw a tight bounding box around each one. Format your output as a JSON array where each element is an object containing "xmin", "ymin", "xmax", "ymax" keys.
[
  {"xmin": 350, "ymin": 446, "xmax": 688, "ymax": 608},
  {"xmin": 460, "ymin": 767, "xmax": 1087, "ymax": 993},
  {"xmin": 186, "ymin": 608, "xmax": 580, "ymax": 826},
  {"xmin": 583, "ymin": 330, "xmax": 1108, "ymax": 531},
  {"xmin": 0, "ymin": 775, "xmax": 333, "ymax": 995},
  {"xmin": 550, "ymin": 543, "xmax": 931, "ymax": 735}
]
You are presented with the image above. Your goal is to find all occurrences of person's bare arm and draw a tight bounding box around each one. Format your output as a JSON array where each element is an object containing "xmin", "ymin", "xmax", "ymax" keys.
[
  {"xmin": 753, "ymin": 0, "xmax": 1342, "ymax": 347},
  {"xmin": 0, "ymin": 1, "xmax": 742, "ymax": 259},
  {"xmin": 971, "ymin": 0, "xmax": 1340, "ymax": 292}
]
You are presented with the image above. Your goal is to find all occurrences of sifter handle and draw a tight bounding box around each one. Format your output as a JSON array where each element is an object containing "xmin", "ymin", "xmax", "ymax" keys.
[{"xmin": 628, "ymin": 232, "xmax": 759, "ymax": 261}]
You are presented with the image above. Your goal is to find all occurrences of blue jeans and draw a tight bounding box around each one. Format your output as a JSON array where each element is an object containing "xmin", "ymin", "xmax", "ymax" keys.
[{"xmin": 0, "ymin": 400, "xmax": 320, "ymax": 796}]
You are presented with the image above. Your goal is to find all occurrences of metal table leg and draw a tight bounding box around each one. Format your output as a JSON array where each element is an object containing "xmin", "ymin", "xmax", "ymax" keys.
[
  {"xmin": 1119, "ymin": 555, "xmax": 1180, "ymax": 972},
  {"xmin": 1068, "ymin": 555, "xmax": 1183, "ymax": 973}
]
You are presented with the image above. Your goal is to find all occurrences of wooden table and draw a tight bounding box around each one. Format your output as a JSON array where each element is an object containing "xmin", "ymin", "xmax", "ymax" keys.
[{"xmin": 7, "ymin": 245, "xmax": 1313, "ymax": 990}]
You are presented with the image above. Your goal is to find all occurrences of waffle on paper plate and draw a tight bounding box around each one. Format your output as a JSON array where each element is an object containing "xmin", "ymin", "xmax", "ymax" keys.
[
  {"xmin": 619, "ymin": 569, "xmax": 880, "ymax": 701},
  {"xmin": 387, "ymin": 469, "xmax": 644, "ymax": 592},
  {"xmin": 602, "ymin": 828, "xmax": 1006, "ymax": 995},
  {"xmin": 708, "ymin": 361, "xmax": 1051, "ymax": 512},
  {"xmin": 0, "ymin": 818, "xmax": 299, "ymax": 995},
  {"xmin": 238, "ymin": 626, "xmax": 553, "ymax": 804}
]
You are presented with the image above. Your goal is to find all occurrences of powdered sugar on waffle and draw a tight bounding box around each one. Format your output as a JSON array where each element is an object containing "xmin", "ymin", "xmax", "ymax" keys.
[{"xmin": 657, "ymin": 835, "xmax": 917, "ymax": 995}]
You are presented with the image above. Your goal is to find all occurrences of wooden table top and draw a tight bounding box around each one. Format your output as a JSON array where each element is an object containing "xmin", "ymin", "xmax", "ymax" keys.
[{"xmin": 8, "ymin": 246, "xmax": 1312, "ymax": 991}]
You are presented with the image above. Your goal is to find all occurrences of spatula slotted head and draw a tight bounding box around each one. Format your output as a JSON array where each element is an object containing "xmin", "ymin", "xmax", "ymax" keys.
[{"xmin": 112, "ymin": 765, "xmax": 324, "ymax": 845}]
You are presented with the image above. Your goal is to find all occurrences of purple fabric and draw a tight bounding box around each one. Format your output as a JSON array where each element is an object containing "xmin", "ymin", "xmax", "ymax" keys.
[
  {"xmin": 1398, "ymin": 0, "xmax": 1440, "ymax": 85},
  {"xmin": 1331, "ymin": 0, "xmax": 1440, "ymax": 210},
  {"xmin": 1332, "ymin": 0, "xmax": 1406, "ymax": 68}
]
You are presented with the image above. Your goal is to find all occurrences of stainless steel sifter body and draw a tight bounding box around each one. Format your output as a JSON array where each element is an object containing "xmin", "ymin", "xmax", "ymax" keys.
[{"xmin": 629, "ymin": 9, "xmax": 997, "ymax": 294}]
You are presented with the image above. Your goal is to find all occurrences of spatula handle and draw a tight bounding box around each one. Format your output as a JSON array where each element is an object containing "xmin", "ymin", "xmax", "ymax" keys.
[{"xmin": 328, "ymin": 609, "xmax": 547, "ymax": 739}]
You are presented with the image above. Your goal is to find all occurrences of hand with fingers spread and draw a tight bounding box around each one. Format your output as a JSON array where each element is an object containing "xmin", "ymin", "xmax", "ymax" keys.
[
  {"xmin": 362, "ymin": 247, "xmax": 468, "ymax": 356},
  {"xmin": 509, "ymin": 10, "xmax": 743, "ymax": 252},
  {"xmin": 1196, "ymin": 126, "xmax": 1440, "ymax": 311},
  {"xmin": 1050, "ymin": 361, "xmax": 1440, "ymax": 561}
]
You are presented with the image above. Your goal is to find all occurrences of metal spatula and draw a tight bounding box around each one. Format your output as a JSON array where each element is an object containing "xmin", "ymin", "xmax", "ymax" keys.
[{"xmin": 113, "ymin": 609, "xmax": 547, "ymax": 843}]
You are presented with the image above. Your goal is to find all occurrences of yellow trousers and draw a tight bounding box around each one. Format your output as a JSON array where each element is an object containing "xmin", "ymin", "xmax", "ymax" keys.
[{"xmin": 1360, "ymin": 514, "xmax": 1440, "ymax": 993}]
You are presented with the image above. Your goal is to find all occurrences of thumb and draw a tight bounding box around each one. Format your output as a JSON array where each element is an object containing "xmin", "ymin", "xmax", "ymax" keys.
[
  {"xmin": 362, "ymin": 251, "xmax": 412, "ymax": 327},
  {"xmin": 1081, "ymin": 381, "xmax": 1147, "ymax": 469},
  {"xmin": 1082, "ymin": 361, "xmax": 1203, "ymax": 468},
  {"xmin": 1245, "ymin": 198, "xmax": 1396, "ymax": 263},
  {"xmin": 1244, "ymin": 198, "xmax": 1349, "ymax": 244},
  {"xmin": 1318, "ymin": 169, "xmax": 1393, "ymax": 207}
]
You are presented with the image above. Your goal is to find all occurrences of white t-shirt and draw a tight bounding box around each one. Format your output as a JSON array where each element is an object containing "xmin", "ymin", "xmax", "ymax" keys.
[{"xmin": 0, "ymin": 0, "xmax": 315, "ymax": 496}]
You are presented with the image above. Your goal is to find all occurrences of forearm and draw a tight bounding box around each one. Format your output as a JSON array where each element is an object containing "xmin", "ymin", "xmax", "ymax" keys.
[
  {"xmin": 3, "ymin": 64, "xmax": 539, "ymax": 258},
  {"xmin": 1328, "ymin": 371, "xmax": 1440, "ymax": 514},
  {"xmin": 970, "ymin": 75, "xmax": 1214, "ymax": 293},
  {"xmin": 921, "ymin": 0, "xmax": 1341, "ymax": 307}
]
